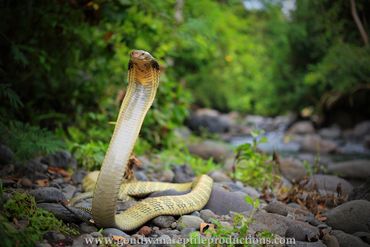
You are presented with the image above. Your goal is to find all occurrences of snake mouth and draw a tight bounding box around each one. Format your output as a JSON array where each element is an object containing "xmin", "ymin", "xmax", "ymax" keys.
[{"xmin": 130, "ymin": 50, "xmax": 154, "ymax": 63}]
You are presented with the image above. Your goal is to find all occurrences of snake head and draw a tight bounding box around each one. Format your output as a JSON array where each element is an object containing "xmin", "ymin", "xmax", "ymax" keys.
[{"xmin": 130, "ymin": 50, "xmax": 154, "ymax": 63}]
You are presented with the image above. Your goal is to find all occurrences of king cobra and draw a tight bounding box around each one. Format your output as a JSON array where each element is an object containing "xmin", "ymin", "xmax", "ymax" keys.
[{"xmin": 70, "ymin": 50, "xmax": 213, "ymax": 231}]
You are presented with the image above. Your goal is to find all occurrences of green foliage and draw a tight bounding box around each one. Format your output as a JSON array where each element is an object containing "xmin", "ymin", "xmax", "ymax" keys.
[
  {"xmin": 0, "ymin": 121, "xmax": 65, "ymax": 161},
  {"xmin": 233, "ymin": 130, "xmax": 279, "ymax": 190},
  {"xmin": 156, "ymin": 146, "xmax": 219, "ymax": 175},
  {"xmin": 1, "ymin": 192, "xmax": 78, "ymax": 247}
]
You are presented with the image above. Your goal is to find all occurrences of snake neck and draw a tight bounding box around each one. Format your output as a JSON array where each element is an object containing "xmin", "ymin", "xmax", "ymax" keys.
[{"xmin": 91, "ymin": 60, "xmax": 160, "ymax": 227}]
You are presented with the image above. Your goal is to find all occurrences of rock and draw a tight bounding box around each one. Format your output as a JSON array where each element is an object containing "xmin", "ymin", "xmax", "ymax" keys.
[
  {"xmin": 191, "ymin": 211, "xmax": 200, "ymax": 217},
  {"xmin": 156, "ymin": 234, "xmax": 172, "ymax": 246},
  {"xmin": 90, "ymin": 232, "xmax": 103, "ymax": 238},
  {"xmin": 41, "ymin": 151, "xmax": 77, "ymax": 169},
  {"xmin": 301, "ymin": 135, "xmax": 338, "ymax": 153},
  {"xmin": 286, "ymin": 241, "xmax": 327, "ymax": 247},
  {"xmin": 138, "ymin": 226, "xmax": 152, "ymax": 236},
  {"xmin": 152, "ymin": 216, "xmax": 176, "ymax": 228},
  {"xmin": 303, "ymin": 175, "xmax": 353, "ymax": 196},
  {"xmin": 172, "ymin": 165, "xmax": 195, "ymax": 183},
  {"xmin": 117, "ymin": 199, "xmax": 138, "ymax": 211},
  {"xmin": 285, "ymin": 224, "xmax": 319, "ymax": 241},
  {"xmin": 188, "ymin": 140, "xmax": 232, "ymax": 162},
  {"xmin": 364, "ymin": 135, "xmax": 370, "ymax": 149},
  {"xmin": 331, "ymin": 230, "xmax": 370, "ymax": 247},
  {"xmin": 265, "ymin": 201, "xmax": 313, "ymax": 221},
  {"xmin": 350, "ymin": 179, "xmax": 370, "ymax": 201},
  {"xmin": 102, "ymin": 228, "xmax": 131, "ymax": 238},
  {"xmin": 20, "ymin": 177, "xmax": 33, "ymax": 188},
  {"xmin": 322, "ymin": 233, "xmax": 340, "ymax": 247},
  {"xmin": 242, "ymin": 186, "xmax": 261, "ymax": 198},
  {"xmin": 37, "ymin": 203, "xmax": 91, "ymax": 223},
  {"xmin": 72, "ymin": 169, "xmax": 87, "ymax": 184},
  {"xmin": 250, "ymin": 211, "xmax": 319, "ymax": 237},
  {"xmin": 25, "ymin": 159, "xmax": 48, "ymax": 174},
  {"xmin": 200, "ymin": 209, "xmax": 217, "ymax": 222},
  {"xmin": 177, "ymin": 215, "xmax": 204, "ymax": 230},
  {"xmin": 0, "ymin": 144, "xmax": 14, "ymax": 165},
  {"xmin": 279, "ymin": 157, "xmax": 307, "ymax": 182},
  {"xmin": 30, "ymin": 187, "xmax": 67, "ymax": 203},
  {"xmin": 353, "ymin": 121, "xmax": 370, "ymax": 137},
  {"xmin": 72, "ymin": 233, "xmax": 97, "ymax": 247},
  {"xmin": 35, "ymin": 242, "xmax": 52, "ymax": 247},
  {"xmin": 208, "ymin": 170, "xmax": 232, "ymax": 183},
  {"xmin": 319, "ymin": 126, "xmax": 341, "ymax": 139},
  {"xmin": 79, "ymin": 222, "xmax": 97, "ymax": 233},
  {"xmin": 43, "ymin": 231, "xmax": 65, "ymax": 242},
  {"xmin": 204, "ymin": 185, "xmax": 253, "ymax": 215},
  {"xmin": 324, "ymin": 200, "xmax": 370, "ymax": 234},
  {"xmin": 187, "ymin": 108, "xmax": 231, "ymax": 133},
  {"xmin": 354, "ymin": 232, "xmax": 370, "ymax": 244},
  {"xmin": 180, "ymin": 227, "xmax": 197, "ymax": 237},
  {"xmin": 160, "ymin": 170, "xmax": 174, "ymax": 182},
  {"xmin": 288, "ymin": 121, "xmax": 315, "ymax": 135},
  {"xmin": 135, "ymin": 171, "xmax": 148, "ymax": 181},
  {"xmin": 328, "ymin": 160, "xmax": 370, "ymax": 180},
  {"xmin": 62, "ymin": 185, "xmax": 77, "ymax": 200}
]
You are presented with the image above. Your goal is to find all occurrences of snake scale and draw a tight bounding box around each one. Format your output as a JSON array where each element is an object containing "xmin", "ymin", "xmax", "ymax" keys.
[{"xmin": 70, "ymin": 50, "xmax": 213, "ymax": 231}]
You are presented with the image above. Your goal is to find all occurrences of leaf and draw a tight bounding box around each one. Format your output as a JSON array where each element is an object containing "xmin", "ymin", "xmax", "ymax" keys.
[
  {"xmin": 48, "ymin": 167, "xmax": 70, "ymax": 177},
  {"xmin": 245, "ymin": 195, "xmax": 254, "ymax": 206}
]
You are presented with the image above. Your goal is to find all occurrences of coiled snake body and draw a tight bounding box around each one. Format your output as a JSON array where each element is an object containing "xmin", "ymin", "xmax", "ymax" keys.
[{"xmin": 71, "ymin": 50, "xmax": 213, "ymax": 231}]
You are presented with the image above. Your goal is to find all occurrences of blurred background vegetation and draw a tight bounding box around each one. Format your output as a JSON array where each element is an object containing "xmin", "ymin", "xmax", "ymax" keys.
[{"xmin": 0, "ymin": 0, "xmax": 369, "ymax": 167}]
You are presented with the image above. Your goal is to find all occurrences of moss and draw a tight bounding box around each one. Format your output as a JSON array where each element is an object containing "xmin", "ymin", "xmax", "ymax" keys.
[{"xmin": 1, "ymin": 191, "xmax": 79, "ymax": 247}]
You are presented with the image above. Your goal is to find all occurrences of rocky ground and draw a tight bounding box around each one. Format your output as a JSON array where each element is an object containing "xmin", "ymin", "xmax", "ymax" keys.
[{"xmin": 1, "ymin": 109, "xmax": 370, "ymax": 246}]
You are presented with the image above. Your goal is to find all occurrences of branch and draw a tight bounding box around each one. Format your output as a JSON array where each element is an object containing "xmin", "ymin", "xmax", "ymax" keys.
[{"xmin": 350, "ymin": 0, "xmax": 369, "ymax": 46}]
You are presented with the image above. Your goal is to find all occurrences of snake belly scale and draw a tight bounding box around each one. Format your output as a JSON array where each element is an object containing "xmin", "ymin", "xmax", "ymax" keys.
[{"xmin": 74, "ymin": 50, "xmax": 213, "ymax": 231}]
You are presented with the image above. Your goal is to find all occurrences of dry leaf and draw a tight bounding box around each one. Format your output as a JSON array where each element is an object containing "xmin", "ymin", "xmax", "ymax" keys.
[{"xmin": 48, "ymin": 167, "xmax": 70, "ymax": 177}]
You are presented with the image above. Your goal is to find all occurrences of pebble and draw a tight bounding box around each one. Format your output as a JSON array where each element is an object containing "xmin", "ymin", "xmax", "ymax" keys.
[
  {"xmin": 324, "ymin": 200, "xmax": 370, "ymax": 234},
  {"xmin": 172, "ymin": 165, "xmax": 195, "ymax": 183},
  {"xmin": 331, "ymin": 230, "xmax": 369, "ymax": 247},
  {"xmin": 205, "ymin": 185, "xmax": 252, "ymax": 215},
  {"xmin": 200, "ymin": 209, "xmax": 217, "ymax": 222},
  {"xmin": 62, "ymin": 184, "xmax": 77, "ymax": 200},
  {"xmin": 286, "ymin": 241, "xmax": 327, "ymax": 247},
  {"xmin": 37, "ymin": 203, "xmax": 91, "ymax": 223},
  {"xmin": 250, "ymin": 211, "xmax": 319, "ymax": 237},
  {"xmin": 79, "ymin": 222, "xmax": 97, "ymax": 233},
  {"xmin": 177, "ymin": 215, "xmax": 204, "ymax": 230},
  {"xmin": 160, "ymin": 170, "xmax": 174, "ymax": 182},
  {"xmin": 71, "ymin": 169, "xmax": 87, "ymax": 184},
  {"xmin": 43, "ymin": 231, "xmax": 66, "ymax": 242},
  {"xmin": 350, "ymin": 179, "xmax": 370, "ymax": 201},
  {"xmin": 20, "ymin": 177, "xmax": 33, "ymax": 188},
  {"xmin": 191, "ymin": 211, "xmax": 200, "ymax": 217},
  {"xmin": 303, "ymin": 174, "xmax": 353, "ymax": 196},
  {"xmin": 327, "ymin": 159, "xmax": 370, "ymax": 180},
  {"xmin": 41, "ymin": 151, "xmax": 77, "ymax": 169},
  {"xmin": 135, "ymin": 171, "xmax": 148, "ymax": 181},
  {"xmin": 285, "ymin": 224, "xmax": 319, "ymax": 241},
  {"xmin": 102, "ymin": 228, "xmax": 131, "ymax": 238},
  {"xmin": 90, "ymin": 232, "xmax": 103, "ymax": 238},
  {"xmin": 30, "ymin": 187, "xmax": 67, "ymax": 203},
  {"xmin": 152, "ymin": 216, "xmax": 176, "ymax": 228},
  {"xmin": 138, "ymin": 226, "xmax": 152, "ymax": 236},
  {"xmin": 72, "ymin": 233, "xmax": 96, "ymax": 247},
  {"xmin": 180, "ymin": 227, "xmax": 197, "ymax": 237},
  {"xmin": 208, "ymin": 170, "xmax": 232, "ymax": 182}
]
